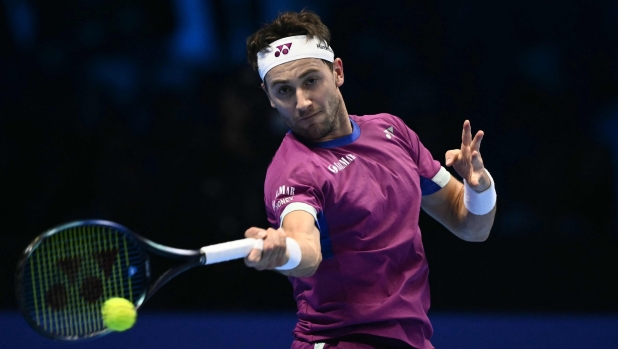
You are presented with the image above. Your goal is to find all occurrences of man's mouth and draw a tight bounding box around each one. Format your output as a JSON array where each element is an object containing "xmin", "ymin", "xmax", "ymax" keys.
[{"xmin": 300, "ymin": 111, "xmax": 320, "ymax": 120}]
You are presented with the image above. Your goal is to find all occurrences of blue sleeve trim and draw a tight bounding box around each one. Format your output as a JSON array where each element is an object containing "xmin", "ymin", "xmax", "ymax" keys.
[
  {"xmin": 316, "ymin": 211, "xmax": 334, "ymax": 259},
  {"xmin": 420, "ymin": 176, "xmax": 442, "ymax": 196}
]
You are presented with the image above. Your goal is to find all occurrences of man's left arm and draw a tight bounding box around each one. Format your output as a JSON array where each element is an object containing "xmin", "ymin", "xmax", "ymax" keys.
[{"xmin": 421, "ymin": 120, "xmax": 496, "ymax": 242}]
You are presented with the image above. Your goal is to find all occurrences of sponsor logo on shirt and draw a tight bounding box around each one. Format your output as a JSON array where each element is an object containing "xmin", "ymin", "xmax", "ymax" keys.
[
  {"xmin": 275, "ymin": 185, "xmax": 295, "ymax": 198},
  {"xmin": 272, "ymin": 185, "xmax": 295, "ymax": 210},
  {"xmin": 384, "ymin": 126, "xmax": 394, "ymax": 139},
  {"xmin": 327, "ymin": 154, "xmax": 357, "ymax": 173}
]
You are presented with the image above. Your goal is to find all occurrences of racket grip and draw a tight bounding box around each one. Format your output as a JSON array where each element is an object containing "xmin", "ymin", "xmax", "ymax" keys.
[{"xmin": 200, "ymin": 238, "xmax": 262, "ymax": 265}]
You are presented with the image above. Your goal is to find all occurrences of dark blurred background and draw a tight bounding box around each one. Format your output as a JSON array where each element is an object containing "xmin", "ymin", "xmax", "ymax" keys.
[{"xmin": 1, "ymin": 0, "xmax": 617, "ymax": 317}]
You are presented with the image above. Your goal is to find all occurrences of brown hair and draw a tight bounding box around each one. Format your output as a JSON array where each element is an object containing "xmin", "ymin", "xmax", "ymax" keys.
[{"xmin": 246, "ymin": 10, "xmax": 332, "ymax": 72}]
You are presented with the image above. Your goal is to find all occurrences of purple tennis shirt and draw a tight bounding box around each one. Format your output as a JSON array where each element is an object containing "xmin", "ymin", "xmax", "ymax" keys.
[{"xmin": 264, "ymin": 114, "xmax": 443, "ymax": 349}]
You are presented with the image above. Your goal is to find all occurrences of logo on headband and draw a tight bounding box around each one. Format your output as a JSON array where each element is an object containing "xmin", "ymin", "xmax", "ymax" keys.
[
  {"xmin": 274, "ymin": 43, "xmax": 292, "ymax": 57},
  {"xmin": 316, "ymin": 43, "xmax": 333, "ymax": 53}
]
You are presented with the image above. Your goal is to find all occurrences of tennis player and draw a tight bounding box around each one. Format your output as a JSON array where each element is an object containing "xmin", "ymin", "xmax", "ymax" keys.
[{"xmin": 243, "ymin": 10, "xmax": 497, "ymax": 349}]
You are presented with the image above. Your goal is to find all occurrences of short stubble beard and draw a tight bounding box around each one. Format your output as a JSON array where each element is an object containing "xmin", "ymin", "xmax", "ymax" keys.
[{"xmin": 297, "ymin": 92, "xmax": 342, "ymax": 141}]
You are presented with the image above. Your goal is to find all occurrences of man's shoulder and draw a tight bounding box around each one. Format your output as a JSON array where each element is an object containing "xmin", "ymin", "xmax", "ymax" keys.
[
  {"xmin": 352, "ymin": 113, "xmax": 418, "ymax": 139},
  {"xmin": 263, "ymin": 135, "xmax": 329, "ymax": 204},
  {"xmin": 351, "ymin": 113, "xmax": 409, "ymax": 130},
  {"xmin": 266, "ymin": 134, "xmax": 317, "ymax": 178},
  {"xmin": 351, "ymin": 112, "xmax": 400, "ymax": 122}
]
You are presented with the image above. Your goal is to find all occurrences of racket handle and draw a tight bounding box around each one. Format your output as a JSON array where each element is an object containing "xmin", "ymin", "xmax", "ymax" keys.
[{"xmin": 200, "ymin": 238, "xmax": 263, "ymax": 265}]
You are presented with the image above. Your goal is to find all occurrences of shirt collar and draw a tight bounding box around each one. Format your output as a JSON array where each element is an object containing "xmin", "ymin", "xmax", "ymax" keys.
[{"xmin": 312, "ymin": 118, "xmax": 360, "ymax": 148}]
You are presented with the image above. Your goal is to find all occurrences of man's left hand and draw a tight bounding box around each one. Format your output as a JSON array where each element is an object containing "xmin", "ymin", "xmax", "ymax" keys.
[{"xmin": 445, "ymin": 120, "xmax": 490, "ymax": 192}]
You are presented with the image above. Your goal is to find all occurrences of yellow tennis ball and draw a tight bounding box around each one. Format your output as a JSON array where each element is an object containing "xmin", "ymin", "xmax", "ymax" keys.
[{"xmin": 101, "ymin": 297, "xmax": 137, "ymax": 331}]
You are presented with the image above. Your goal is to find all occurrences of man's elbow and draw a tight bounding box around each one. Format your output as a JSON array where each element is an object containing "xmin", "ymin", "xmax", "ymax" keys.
[
  {"xmin": 460, "ymin": 209, "xmax": 496, "ymax": 242},
  {"xmin": 467, "ymin": 229, "xmax": 491, "ymax": 242},
  {"xmin": 458, "ymin": 227, "xmax": 491, "ymax": 242}
]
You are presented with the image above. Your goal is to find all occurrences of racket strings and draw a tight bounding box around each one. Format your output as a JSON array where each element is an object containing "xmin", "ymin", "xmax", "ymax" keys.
[{"xmin": 21, "ymin": 225, "xmax": 147, "ymax": 339}]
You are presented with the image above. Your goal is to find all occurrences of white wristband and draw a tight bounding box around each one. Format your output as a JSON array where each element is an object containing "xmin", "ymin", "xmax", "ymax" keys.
[
  {"xmin": 463, "ymin": 169, "xmax": 496, "ymax": 215},
  {"xmin": 275, "ymin": 237, "xmax": 302, "ymax": 270}
]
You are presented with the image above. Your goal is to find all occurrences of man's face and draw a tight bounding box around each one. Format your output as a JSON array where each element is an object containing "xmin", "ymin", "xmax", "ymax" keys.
[{"xmin": 263, "ymin": 58, "xmax": 344, "ymax": 142}]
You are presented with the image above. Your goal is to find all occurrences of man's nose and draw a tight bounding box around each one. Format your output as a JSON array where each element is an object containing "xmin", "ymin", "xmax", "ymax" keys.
[{"xmin": 296, "ymin": 89, "xmax": 311, "ymax": 111}]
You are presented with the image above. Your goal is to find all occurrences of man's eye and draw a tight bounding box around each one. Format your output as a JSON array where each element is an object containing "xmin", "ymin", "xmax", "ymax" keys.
[
  {"xmin": 307, "ymin": 78, "xmax": 317, "ymax": 85},
  {"xmin": 278, "ymin": 87, "xmax": 291, "ymax": 94}
]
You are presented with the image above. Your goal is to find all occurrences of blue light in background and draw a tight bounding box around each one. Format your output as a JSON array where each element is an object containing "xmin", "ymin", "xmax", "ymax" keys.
[
  {"xmin": 5, "ymin": 0, "xmax": 36, "ymax": 48},
  {"xmin": 170, "ymin": 0, "xmax": 217, "ymax": 65}
]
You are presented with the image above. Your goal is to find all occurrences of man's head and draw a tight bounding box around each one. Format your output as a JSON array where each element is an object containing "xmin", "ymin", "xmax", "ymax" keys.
[{"xmin": 246, "ymin": 10, "xmax": 349, "ymax": 142}]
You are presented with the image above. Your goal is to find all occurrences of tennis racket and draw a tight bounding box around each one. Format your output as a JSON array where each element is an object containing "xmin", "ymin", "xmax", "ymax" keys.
[{"xmin": 15, "ymin": 219, "xmax": 262, "ymax": 341}]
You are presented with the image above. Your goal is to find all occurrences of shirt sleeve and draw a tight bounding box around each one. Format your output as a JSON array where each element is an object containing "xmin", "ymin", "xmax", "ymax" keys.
[
  {"xmin": 389, "ymin": 115, "xmax": 449, "ymax": 195},
  {"xmin": 264, "ymin": 171, "xmax": 324, "ymax": 229}
]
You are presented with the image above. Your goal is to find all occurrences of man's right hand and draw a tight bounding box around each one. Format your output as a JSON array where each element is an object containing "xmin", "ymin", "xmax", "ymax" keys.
[{"xmin": 244, "ymin": 227, "xmax": 289, "ymax": 270}]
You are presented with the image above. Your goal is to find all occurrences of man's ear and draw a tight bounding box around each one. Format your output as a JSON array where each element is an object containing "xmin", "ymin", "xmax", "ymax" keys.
[
  {"xmin": 261, "ymin": 82, "xmax": 276, "ymax": 108},
  {"xmin": 333, "ymin": 58, "xmax": 344, "ymax": 88}
]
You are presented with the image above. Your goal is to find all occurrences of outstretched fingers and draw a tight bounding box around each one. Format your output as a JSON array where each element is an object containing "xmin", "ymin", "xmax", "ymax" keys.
[
  {"xmin": 471, "ymin": 130, "xmax": 484, "ymax": 152},
  {"xmin": 445, "ymin": 149, "xmax": 461, "ymax": 167},
  {"xmin": 450, "ymin": 120, "xmax": 488, "ymax": 186},
  {"xmin": 462, "ymin": 120, "xmax": 472, "ymax": 146},
  {"xmin": 471, "ymin": 149, "xmax": 484, "ymax": 166}
]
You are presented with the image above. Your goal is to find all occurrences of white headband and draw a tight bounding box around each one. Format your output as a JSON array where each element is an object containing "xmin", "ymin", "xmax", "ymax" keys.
[{"xmin": 257, "ymin": 35, "xmax": 335, "ymax": 81}]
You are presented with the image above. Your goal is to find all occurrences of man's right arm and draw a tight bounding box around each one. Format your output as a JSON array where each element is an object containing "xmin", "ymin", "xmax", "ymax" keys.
[{"xmin": 244, "ymin": 210, "xmax": 322, "ymax": 277}]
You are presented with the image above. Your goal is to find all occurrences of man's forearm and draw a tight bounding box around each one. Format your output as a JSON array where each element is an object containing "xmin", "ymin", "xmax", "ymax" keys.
[
  {"xmin": 278, "ymin": 211, "xmax": 323, "ymax": 277},
  {"xmin": 453, "ymin": 173, "xmax": 497, "ymax": 241},
  {"xmin": 457, "ymin": 203, "xmax": 496, "ymax": 241}
]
